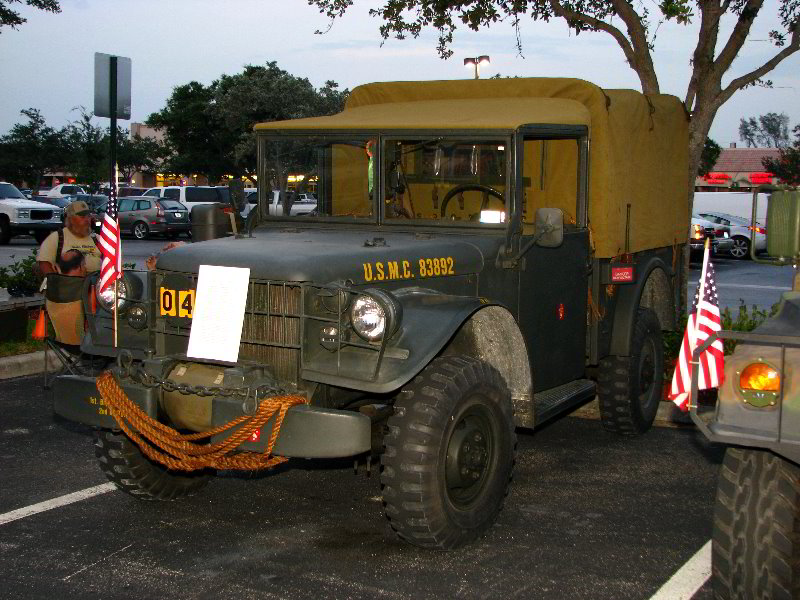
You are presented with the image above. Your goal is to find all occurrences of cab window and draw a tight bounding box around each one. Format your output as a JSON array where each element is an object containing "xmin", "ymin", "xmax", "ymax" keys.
[
  {"xmin": 382, "ymin": 138, "xmax": 508, "ymax": 224},
  {"xmin": 521, "ymin": 138, "xmax": 580, "ymax": 233}
]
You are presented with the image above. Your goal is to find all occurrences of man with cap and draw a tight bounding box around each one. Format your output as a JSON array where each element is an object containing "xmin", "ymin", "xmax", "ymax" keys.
[{"xmin": 37, "ymin": 200, "xmax": 102, "ymax": 275}]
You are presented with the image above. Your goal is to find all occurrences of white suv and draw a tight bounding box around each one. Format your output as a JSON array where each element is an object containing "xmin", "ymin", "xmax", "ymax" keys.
[
  {"xmin": 0, "ymin": 182, "xmax": 63, "ymax": 244},
  {"xmin": 143, "ymin": 186, "xmax": 230, "ymax": 208}
]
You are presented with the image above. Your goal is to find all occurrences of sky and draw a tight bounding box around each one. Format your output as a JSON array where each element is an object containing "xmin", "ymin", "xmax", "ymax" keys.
[{"xmin": 0, "ymin": 0, "xmax": 798, "ymax": 146}]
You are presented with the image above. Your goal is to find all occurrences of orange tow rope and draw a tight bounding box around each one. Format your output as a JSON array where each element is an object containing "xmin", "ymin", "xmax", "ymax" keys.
[{"xmin": 95, "ymin": 372, "xmax": 307, "ymax": 472}]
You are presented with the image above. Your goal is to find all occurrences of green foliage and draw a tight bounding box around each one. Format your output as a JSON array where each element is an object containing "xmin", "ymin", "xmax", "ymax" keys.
[
  {"xmin": 0, "ymin": 108, "xmax": 69, "ymax": 192},
  {"xmin": 763, "ymin": 125, "xmax": 800, "ymax": 186},
  {"xmin": 147, "ymin": 62, "xmax": 348, "ymax": 183},
  {"xmin": 116, "ymin": 131, "xmax": 165, "ymax": 183},
  {"xmin": 63, "ymin": 107, "xmax": 108, "ymax": 189},
  {"xmin": 0, "ymin": 0, "xmax": 60, "ymax": 32},
  {"xmin": 0, "ymin": 318, "xmax": 45, "ymax": 358},
  {"xmin": 739, "ymin": 113, "xmax": 791, "ymax": 148},
  {"xmin": 0, "ymin": 250, "xmax": 40, "ymax": 297},
  {"xmin": 698, "ymin": 138, "xmax": 721, "ymax": 176},
  {"xmin": 663, "ymin": 300, "xmax": 781, "ymax": 375}
]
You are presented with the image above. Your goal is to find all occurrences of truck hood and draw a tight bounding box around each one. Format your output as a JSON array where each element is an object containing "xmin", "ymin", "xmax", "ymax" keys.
[
  {"xmin": 1, "ymin": 198, "xmax": 60, "ymax": 210},
  {"xmin": 156, "ymin": 228, "xmax": 486, "ymax": 284}
]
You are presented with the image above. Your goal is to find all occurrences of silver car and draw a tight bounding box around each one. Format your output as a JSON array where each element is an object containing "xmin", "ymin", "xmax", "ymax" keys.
[{"xmin": 696, "ymin": 211, "xmax": 767, "ymax": 259}]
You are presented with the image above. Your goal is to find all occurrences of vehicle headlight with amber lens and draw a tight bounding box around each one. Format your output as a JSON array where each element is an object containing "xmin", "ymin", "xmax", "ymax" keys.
[
  {"xmin": 739, "ymin": 363, "xmax": 780, "ymax": 392},
  {"xmin": 350, "ymin": 289, "xmax": 401, "ymax": 342}
]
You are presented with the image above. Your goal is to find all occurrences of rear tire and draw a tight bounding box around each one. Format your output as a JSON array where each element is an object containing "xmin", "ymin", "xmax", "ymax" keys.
[
  {"xmin": 94, "ymin": 430, "xmax": 210, "ymax": 501},
  {"xmin": 132, "ymin": 221, "xmax": 149, "ymax": 240},
  {"xmin": 34, "ymin": 230, "xmax": 50, "ymax": 244},
  {"xmin": 381, "ymin": 355, "xmax": 516, "ymax": 549},
  {"xmin": 598, "ymin": 308, "xmax": 663, "ymax": 436},
  {"xmin": 712, "ymin": 447, "xmax": 800, "ymax": 599},
  {"xmin": 730, "ymin": 236, "xmax": 751, "ymax": 260}
]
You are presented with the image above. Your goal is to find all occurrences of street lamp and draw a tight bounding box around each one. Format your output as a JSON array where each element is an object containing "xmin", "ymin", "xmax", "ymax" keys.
[{"xmin": 464, "ymin": 55, "xmax": 490, "ymax": 79}]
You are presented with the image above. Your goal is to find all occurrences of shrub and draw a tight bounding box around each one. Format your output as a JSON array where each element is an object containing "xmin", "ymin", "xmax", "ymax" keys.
[{"xmin": 0, "ymin": 250, "xmax": 40, "ymax": 297}]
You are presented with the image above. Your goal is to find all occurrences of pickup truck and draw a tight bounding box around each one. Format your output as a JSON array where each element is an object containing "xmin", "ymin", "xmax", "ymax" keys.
[
  {"xmin": 241, "ymin": 190, "xmax": 317, "ymax": 218},
  {"xmin": 0, "ymin": 182, "xmax": 63, "ymax": 244}
]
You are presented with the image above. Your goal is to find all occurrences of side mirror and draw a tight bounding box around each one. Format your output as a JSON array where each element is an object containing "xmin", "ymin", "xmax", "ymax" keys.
[{"xmin": 534, "ymin": 208, "xmax": 564, "ymax": 248}]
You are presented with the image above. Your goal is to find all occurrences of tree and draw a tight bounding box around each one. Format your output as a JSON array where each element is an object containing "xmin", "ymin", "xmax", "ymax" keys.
[
  {"xmin": 310, "ymin": 0, "xmax": 798, "ymax": 197},
  {"xmin": 147, "ymin": 62, "xmax": 349, "ymax": 184},
  {"xmin": 63, "ymin": 108, "xmax": 108, "ymax": 190},
  {"xmin": 0, "ymin": 0, "xmax": 59, "ymax": 32},
  {"xmin": 699, "ymin": 138, "xmax": 722, "ymax": 176},
  {"xmin": 116, "ymin": 130, "xmax": 166, "ymax": 184},
  {"xmin": 763, "ymin": 125, "xmax": 800, "ymax": 185},
  {"xmin": 0, "ymin": 108, "xmax": 68, "ymax": 191},
  {"xmin": 739, "ymin": 112, "xmax": 791, "ymax": 147}
]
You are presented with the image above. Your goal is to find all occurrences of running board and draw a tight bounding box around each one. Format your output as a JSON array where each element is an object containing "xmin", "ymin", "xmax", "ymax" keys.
[{"xmin": 534, "ymin": 379, "xmax": 596, "ymax": 425}]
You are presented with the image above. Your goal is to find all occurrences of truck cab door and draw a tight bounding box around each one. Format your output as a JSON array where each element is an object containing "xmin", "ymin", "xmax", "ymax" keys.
[{"xmin": 515, "ymin": 133, "xmax": 590, "ymax": 392}]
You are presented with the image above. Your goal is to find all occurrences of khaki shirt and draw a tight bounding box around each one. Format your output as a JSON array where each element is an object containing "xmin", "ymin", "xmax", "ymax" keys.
[{"xmin": 37, "ymin": 228, "xmax": 102, "ymax": 273}]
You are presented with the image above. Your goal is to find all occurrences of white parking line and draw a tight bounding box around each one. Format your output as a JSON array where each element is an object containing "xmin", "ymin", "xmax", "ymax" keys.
[
  {"xmin": 649, "ymin": 540, "xmax": 711, "ymax": 600},
  {"xmin": 0, "ymin": 483, "xmax": 116, "ymax": 526},
  {"xmin": 715, "ymin": 283, "xmax": 790, "ymax": 290}
]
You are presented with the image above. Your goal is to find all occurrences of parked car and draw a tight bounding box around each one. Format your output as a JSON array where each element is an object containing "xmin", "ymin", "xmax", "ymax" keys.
[
  {"xmin": 46, "ymin": 184, "xmax": 86, "ymax": 198},
  {"xmin": 690, "ymin": 216, "xmax": 733, "ymax": 257},
  {"xmin": 119, "ymin": 187, "xmax": 149, "ymax": 198},
  {"xmin": 19, "ymin": 188, "xmax": 33, "ymax": 199},
  {"xmin": 112, "ymin": 197, "xmax": 190, "ymax": 239},
  {"xmin": 696, "ymin": 210, "xmax": 766, "ymax": 259},
  {"xmin": 143, "ymin": 186, "xmax": 231, "ymax": 214},
  {"xmin": 241, "ymin": 190, "xmax": 318, "ymax": 218},
  {"xmin": 0, "ymin": 181, "xmax": 63, "ymax": 243}
]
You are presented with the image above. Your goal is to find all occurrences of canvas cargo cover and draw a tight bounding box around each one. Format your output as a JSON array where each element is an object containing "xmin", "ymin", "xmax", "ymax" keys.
[{"xmin": 255, "ymin": 78, "xmax": 689, "ymax": 258}]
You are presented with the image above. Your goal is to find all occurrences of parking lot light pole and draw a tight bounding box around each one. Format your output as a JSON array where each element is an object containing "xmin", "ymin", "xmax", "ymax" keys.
[{"xmin": 464, "ymin": 55, "xmax": 490, "ymax": 79}]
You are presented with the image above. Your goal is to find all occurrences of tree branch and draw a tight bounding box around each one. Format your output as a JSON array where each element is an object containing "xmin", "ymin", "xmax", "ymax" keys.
[
  {"xmin": 718, "ymin": 25, "xmax": 800, "ymax": 106},
  {"xmin": 714, "ymin": 0, "xmax": 766, "ymax": 76},
  {"xmin": 608, "ymin": 0, "xmax": 659, "ymax": 92},
  {"xmin": 548, "ymin": 0, "xmax": 637, "ymax": 69},
  {"xmin": 685, "ymin": 0, "xmax": 724, "ymax": 111}
]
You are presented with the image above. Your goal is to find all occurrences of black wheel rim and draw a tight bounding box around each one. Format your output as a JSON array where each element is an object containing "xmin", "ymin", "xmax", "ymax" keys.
[
  {"xmin": 444, "ymin": 401, "xmax": 494, "ymax": 508},
  {"xmin": 638, "ymin": 337, "xmax": 658, "ymax": 411}
]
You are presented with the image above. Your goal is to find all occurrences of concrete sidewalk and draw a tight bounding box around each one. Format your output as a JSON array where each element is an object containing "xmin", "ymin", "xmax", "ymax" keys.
[{"xmin": 0, "ymin": 351, "xmax": 47, "ymax": 381}]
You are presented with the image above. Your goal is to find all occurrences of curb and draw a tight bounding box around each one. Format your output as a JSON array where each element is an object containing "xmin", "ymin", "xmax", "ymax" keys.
[{"xmin": 0, "ymin": 351, "xmax": 47, "ymax": 381}]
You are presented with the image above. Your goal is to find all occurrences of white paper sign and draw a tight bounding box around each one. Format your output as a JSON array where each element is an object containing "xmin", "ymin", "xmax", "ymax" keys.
[{"xmin": 187, "ymin": 265, "xmax": 250, "ymax": 363}]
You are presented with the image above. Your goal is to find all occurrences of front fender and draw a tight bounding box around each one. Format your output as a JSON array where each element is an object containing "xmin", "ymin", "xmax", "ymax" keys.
[{"xmin": 302, "ymin": 289, "xmax": 493, "ymax": 394}]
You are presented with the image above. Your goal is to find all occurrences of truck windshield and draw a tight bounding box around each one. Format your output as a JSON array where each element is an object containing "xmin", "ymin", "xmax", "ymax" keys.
[
  {"xmin": 382, "ymin": 138, "xmax": 508, "ymax": 225},
  {"xmin": 260, "ymin": 136, "xmax": 373, "ymax": 220}
]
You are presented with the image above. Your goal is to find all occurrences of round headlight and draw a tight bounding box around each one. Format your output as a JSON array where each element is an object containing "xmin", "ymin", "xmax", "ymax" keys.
[
  {"xmin": 351, "ymin": 295, "xmax": 386, "ymax": 341},
  {"xmin": 350, "ymin": 289, "xmax": 402, "ymax": 342},
  {"xmin": 96, "ymin": 278, "xmax": 130, "ymax": 314},
  {"xmin": 127, "ymin": 305, "xmax": 147, "ymax": 330}
]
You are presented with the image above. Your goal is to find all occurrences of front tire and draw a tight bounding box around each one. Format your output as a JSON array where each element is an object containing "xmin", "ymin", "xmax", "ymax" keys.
[
  {"xmin": 730, "ymin": 236, "xmax": 751, "ymax": 260},
  {"xmin": 94, "ymin": 430, "xmax": 210, "ymax": 501},
  {"xmin": 381, "ymin": 356, "xmax": 516, "ymax": 549},
  {"xmin": 598, "ymin": 307, "xmax": 663, "ymax": 436},
  {"xmin": 0, "ymin": 217, "xmax": 10, "ymax": 245},
  {"xmin": 132, "ymin": 221, "xmax": 149, "ymax": 240},
  {"xmin": 712, "ymin": 447, "xmax": 800, "ymax": 599}
]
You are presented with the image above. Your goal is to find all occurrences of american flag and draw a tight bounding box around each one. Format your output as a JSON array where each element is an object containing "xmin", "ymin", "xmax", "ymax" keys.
[
  {"xmin": 97, "ymin": 185, "xmax": 122, "ymax": 292},
  {"xmin": 669, "ymin": 245, "xmax": 725, "ymax": 410}
]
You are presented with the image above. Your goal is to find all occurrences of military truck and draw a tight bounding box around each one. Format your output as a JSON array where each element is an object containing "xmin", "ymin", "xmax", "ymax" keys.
[
  {"xmin": 53, "ymin": 78, "xmax": 689, "ymax": 549},
  {"xmin": 689, "ymin": 188, "xmax": 800, "ymax": 597}
]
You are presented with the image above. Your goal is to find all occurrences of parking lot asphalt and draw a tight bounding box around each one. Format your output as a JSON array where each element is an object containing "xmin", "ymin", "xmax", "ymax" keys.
[{"xmin": 1, "ymin": 374, "xmax": 720, "ymax": 599}]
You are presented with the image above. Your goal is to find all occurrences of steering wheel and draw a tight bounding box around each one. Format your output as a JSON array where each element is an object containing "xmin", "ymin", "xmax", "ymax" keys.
[{"xmin": 440, "ymin": 184, "xmax": 504, "ymax": 218}]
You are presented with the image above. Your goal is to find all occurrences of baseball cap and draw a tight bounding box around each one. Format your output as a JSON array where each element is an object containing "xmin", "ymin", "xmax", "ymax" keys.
[{"xmin": 65, "ymin": 200, "xmax": 91, "ymax": 217}]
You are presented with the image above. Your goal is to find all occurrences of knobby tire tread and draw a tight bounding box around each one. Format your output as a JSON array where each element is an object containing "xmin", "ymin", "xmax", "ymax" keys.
[
  {"xmin": 712, "ymin": 447, "xmax": 800, "ymax": 600},
  {"xmin": 381, "ymin": 355, "xmax": 516, "ymax": 550},
  {"xmin": 94, "ymin": 430, "xmax": 210, "ymax": 501}
]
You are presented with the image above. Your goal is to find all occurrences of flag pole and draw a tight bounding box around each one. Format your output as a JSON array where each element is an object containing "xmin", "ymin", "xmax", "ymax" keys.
[{"xmin": 109, "ymin": 56, "xmax": 118, "ymax": 348}]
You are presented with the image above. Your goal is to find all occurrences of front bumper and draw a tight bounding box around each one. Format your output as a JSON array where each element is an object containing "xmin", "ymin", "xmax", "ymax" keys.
[
  {"xmin": 52, "ymin": 373, "xmax": 371, "ymax": 459},
  {"xmin": 10, "ymin": 221, "xmax": 61, "ymax": 234}
]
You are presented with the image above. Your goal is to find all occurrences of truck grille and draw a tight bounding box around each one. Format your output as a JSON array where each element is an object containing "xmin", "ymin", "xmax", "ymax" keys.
[
  {"xmin": 153, "ymin": 273, "xmax": 302, "ymax": 384},
  {"xmin": 30, "ymin": 209, "xmax": 53, "ymax": 220}
]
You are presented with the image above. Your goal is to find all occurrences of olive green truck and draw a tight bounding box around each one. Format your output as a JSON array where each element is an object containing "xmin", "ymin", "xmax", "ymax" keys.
[
  {"xmin": 54, "ymin": 78, "xmax": 690, "ymax": 549},
  {"xmin": 689, "ymin": 188, "xmax": 800, "ymax": 598}
]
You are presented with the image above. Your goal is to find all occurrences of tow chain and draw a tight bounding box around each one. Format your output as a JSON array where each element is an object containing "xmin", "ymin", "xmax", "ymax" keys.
[
  {"xmin": 97, "ymin": 351, "xmax": 307, "ymax": 471},
  {"xmin": 116, "ymin": 350, "xmax": 286, "ymax": 415}
]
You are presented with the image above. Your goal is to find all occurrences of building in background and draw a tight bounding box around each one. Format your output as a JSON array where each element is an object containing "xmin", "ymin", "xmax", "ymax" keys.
[{"xmin": 695, "ymin": 144, "xmax": 781, "ymax": 191}]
